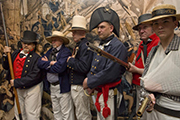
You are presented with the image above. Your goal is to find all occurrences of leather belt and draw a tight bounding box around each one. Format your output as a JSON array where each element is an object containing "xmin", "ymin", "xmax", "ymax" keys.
[
  {"xmin": 154, "ymin": 104, "xmax": 180, "ymax": 118},
  {"xmin": 51, "ymin": 81, "xmax": 59, "ymax": 86}
]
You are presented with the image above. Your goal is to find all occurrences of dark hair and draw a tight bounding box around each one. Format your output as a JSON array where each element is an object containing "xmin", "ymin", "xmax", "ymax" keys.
[{"xmin": 43, "ymin": 43, "xmax": 51, "ymax": 52}]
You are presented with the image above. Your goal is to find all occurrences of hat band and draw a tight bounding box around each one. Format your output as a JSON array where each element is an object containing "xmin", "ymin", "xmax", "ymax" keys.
[
  {"xmin": 72, "ymin": 27, "xmax": 86, "ymax": 30},
  {"xmin": 152, "ymin": 8, "xmax": 176, "ymax": 18}
]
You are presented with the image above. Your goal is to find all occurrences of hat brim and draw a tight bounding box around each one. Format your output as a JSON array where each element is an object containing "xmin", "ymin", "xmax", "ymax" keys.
[
  {"xmin": 68, "ymin": 28, "xmax": 89, "ymax": 32},
  {"xmin": 21, "ymin": 39, "xmax": 37, "ymax": 44},
  {"xmin": 46, "ymin": 35, "xmax": 69, "ymax": 45},
  {"xmin": 142, "ymin": 14, "xmax": 180, "ymax": 24},
  {"xmin": 133, "ymin": 24, "xmax": 141, "ymax": 30}
]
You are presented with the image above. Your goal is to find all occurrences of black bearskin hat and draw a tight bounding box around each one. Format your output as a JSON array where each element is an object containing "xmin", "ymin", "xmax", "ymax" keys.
[{"xmin": 89, "ymin": 7, "xmax": 120, "ymax": 37}]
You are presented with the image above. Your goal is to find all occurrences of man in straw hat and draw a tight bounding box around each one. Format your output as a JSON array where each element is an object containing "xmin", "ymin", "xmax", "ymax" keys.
[
  {"xmin": 38, "ymin": 31, "xmax": 75, "ymax": 120},
  {"xmin": 3, "ymin": 30, "xmax": 43, "ymax": 120},
  {"xmin": 83, "ymin": 7, "xmax": 127, "ymax": 120},
  {"xmin": 128, "ymin": 13, "xmax": 159, "ymax": 120},
  {"xmin": 139, "ymin": 4, "xmax": 180, "ymax": 120},
  {"xmin": 66, "ymin": 15, "xmax": 93, "ymax": 120}
]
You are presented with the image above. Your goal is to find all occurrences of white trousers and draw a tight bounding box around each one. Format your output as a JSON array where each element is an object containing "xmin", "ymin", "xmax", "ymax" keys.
[
  {"xmin": 14, "ymin": 82, "xmax": 43, "ymax": 120},
  {"xmin": 96, "ymin": 89, "xmax": 122, "ymax": 120},
  {"xmin": 71, "ymin": 85, "xmax": 92, "ymax": 120},
  {"xmin": 50, "ymin": 84, "xmax": 75, "ymax": 120}
]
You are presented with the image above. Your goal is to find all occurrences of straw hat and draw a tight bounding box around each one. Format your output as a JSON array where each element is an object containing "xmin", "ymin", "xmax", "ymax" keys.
[
  {"xmin": 46, "ymin": 31, "xmax": 69, "ymax": 45},
  {"xmin": 133, "ymin": 14, "xmax": 152, "ymax": 30},
  {"xmin": 69, "ymin": 15, "xmax": 88, "ymax": 32},
  {"xmin": 142, "ymin": 4, "xmax": 180, "ymax": 23}
]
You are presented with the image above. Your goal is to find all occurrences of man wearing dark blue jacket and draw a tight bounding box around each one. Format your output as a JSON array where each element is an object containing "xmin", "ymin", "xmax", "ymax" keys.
[
  {"xmin": 67, "ymin": 15, "xmax": 93, "ymax": 120},
  {"xmin": 38, "ymin": 31, "xmax": 74, "ymax": 120},
  {"xmin": 3, "ymin": 31, "xmax": 43, "ymax": 120},
  {"xmin": 83, "ymin": 7, "xmax": 128, "ymax": 120}
]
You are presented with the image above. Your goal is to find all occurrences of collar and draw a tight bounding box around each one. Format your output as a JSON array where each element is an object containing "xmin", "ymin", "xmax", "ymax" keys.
[
  {"xmin": 165, "ymin": 34, "xmax": 180, "ymax": 54},
  {"xmin": 20, "ymin": 50, "xmax": 28, "ymax": 57},
  {"xmin": 75, "ymin": 38, "xmax": 85, "ymax": 47},
  {"xmin": 56, "ymin": 45, "xmax": 62, "ymax": 51},
  {"xmin": 100, "ymin": 34, "xmax": 114, "ymax": 45}
]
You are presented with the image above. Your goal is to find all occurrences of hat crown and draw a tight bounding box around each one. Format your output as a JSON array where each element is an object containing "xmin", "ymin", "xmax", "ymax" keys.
[
  {"xmin": 152, "ymin": 4, "xmax": 177, "ymax": 18},
  {"xmin": 133, "ymin": 13, "xmax": 152, "ymax": 30},
  {"xmin": 71, "ymin": 15, "xmax": 87, "ymax": 30},
  {"xmin": 46, "ymin": 31, "xmax": 69, "ymax": 45},
  {"xmin": 52, "ymin": 31, "xmax": 64, "ymax": 36},
  {"xmin": 21, "ymin": 30, "xmax": 37, "ymax": 43},
  {"xmin": 138, "ymin": 14, "xmax": 152, "ymax": 24}
]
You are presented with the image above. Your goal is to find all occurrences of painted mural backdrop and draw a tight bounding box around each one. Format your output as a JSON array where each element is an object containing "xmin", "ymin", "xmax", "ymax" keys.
[{"xmin": 0, "ymin": 0, "xmax": 180, "ymax": 119}]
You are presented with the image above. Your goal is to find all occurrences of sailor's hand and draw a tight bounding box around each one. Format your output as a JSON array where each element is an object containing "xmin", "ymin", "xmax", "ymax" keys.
[
  {"xmin": 83, "ymin": 77, "xmax": 88, "ymax": 89},
  {"xmin": 10, "ymin": 79, "xmax": 14, "ymax": 87},
  {"xmin": 50, "ymin": 61, "xmax": 57, "ymax": 65},
  {"xmin": 87, "ymin": 88, "xmax": 95, "ymax": 95},
  {"xmin": 146, "ymin": 94, "xmax": 156, "ymax": 112},
  {"xmin": 67, "ymin": 56, "xmax": 72, "ymax": 62},
  {"xmin": 42, "ymin": 56, "xmax": 48, "ymax": 61},
  {"xmin": 4, "ymin": 46, "xmax": 11, "ymax": 54}
]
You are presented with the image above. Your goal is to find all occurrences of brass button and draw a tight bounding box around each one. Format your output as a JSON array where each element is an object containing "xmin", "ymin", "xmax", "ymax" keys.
[
  {"xmin": 97, "ymin": 60, "xmax": 99, "ymax": 62},
  {"xmin": 72, "ymin": 68, "xmax": 74, "ymax": 70},
  {"xmin": 94, "ymin": 74, "xmax": 96, "ymax": 75},
  {"xmin": 92, "ymin": 66, "xmax": 94, "ymax": 68},
  {"xmin": 67, "ymin": 65, "xmax": 69, "ymax": 67},
  {"xmin": 30, "ymin": 55, "xmax": 32, "ymax": 57},
  {"xmin": 94, "ymin": 66, "xmax": 96, "ymax": 69},
  {"xmin": 25, "ymin": 71, "xmax": 27, "ymax": 73},
  {"xmin": 26, "ymin": 65, "xmax": 28, "ymax": 67},
  {"xmin": 91, "ymin": 72, "xmax": 93, "ymax": 74},
  {"xmin": 23, "ymin": 87, "xmax": 25, "ymax": 88},
  {"xmin": 95, "ymin": 59, "xmax": 97, "ymax": 61},
  {"xmin": 69, "ymin": 67, "xmax": 71, "ymax": 69},
  {"xmin": 97, "ymin": 53, "xmax": 100, "ymax": 56},
  {"xmin": 27, "ymin": 60, "xmax": 30, "ymax": 62}
]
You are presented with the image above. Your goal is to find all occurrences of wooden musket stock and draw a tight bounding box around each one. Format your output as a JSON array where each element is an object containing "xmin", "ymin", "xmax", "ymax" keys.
[
  {"xmin": 86, "ymin": 42, "xmax": 130, "ymax": 69},
  {"xmin": 0, "ymin": 2, "xmax": 22, "ymax": 120}
]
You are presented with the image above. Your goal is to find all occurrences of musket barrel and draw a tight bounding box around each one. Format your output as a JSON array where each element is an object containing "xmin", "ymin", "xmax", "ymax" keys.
[
  {"xmin": 0, "ymin": 3, "xmax": 8, "ymax": 46},
  {"xmin": 0, "ymin": 2, "xmax": 23, "ymax": 120},
  {"xmin": 86, "ymin": 42, "xmax": 129, "ymax": 69},
  {"xmin": 136, "ymin": 96, "xmax": 151, "ymax": 117}
]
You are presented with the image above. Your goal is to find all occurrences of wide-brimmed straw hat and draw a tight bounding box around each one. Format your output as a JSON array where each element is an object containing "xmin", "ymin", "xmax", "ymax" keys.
[
  {"xmin": 142, "ymin": 4, "xmax": 180, "ymax": 23},
  {"xmin": 133, "ymin": 14, "xmax": 152, "ymax": 30},
  {"xmin": 46, "ymin": 31, "xmax": 69, "ymax": 45},
  {"xmin": 69, "ymin": 15, "xmax": 88, "ymax": 32}
]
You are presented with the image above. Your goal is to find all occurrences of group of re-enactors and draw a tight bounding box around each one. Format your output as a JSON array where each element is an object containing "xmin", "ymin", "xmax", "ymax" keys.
[{"xmin": 2, "ymin": 3, "xmax": 180, "ymax": 120}]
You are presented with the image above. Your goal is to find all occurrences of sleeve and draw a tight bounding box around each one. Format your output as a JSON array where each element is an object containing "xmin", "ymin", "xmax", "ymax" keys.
[
  {"xmin": 37, "ymin": 54, "xmax": 51, "ymax": 70},
  {"xmin": 67, "ymin": 44, "xmax": 93, "ymax": 74},
  {"xmin": 87, "ymin": 43, "xmax": 127, "ymax": 89},
  {"xmin": 48, "ymin": 49, "xmax": 71, "ymax": 73},
  {"xmin": 14, "ymin": 56, "xmax": 43, "ymax": 88}
]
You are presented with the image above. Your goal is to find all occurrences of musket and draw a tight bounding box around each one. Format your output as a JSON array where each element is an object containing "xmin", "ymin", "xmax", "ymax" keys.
[
  {"xmin": 136, "ymin": 96, "xmax": 151, "ymax": 117},
  {"xmin": 0, "ymin": 3, "xmax": 23, "ymax": 120},
  {"xmin": 86, "ymin": 42, "xmax": 130, "ymax": 69}
]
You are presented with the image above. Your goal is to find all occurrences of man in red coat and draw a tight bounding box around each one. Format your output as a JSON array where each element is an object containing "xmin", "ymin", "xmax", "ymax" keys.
[{"xmin": 128, "ymin": 13, "xmax": 159, "ymax": 120}]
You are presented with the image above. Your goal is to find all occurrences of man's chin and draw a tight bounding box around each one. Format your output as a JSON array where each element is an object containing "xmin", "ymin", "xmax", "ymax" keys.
[{"xmin": 23, "ymin": 49, "xmax": 30, "ymax": 53}]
